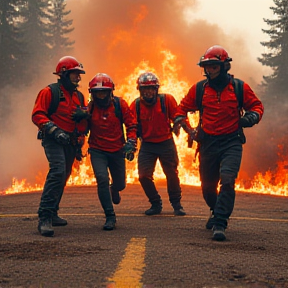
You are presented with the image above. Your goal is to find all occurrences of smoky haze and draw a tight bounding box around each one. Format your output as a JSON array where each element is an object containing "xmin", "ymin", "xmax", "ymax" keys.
[
  {"xmin": 69, "ymin": 0, "xmax": 261, "ymax": 88},
  {"xmin": 0, "ymin": 0, "xmax": 270, "ymax": 190}
]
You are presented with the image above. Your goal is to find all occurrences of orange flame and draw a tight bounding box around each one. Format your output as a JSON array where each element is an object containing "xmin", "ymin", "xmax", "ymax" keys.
[{"xmin": 2, "ymin": 51, "xmax": 287, "ymax": 196}]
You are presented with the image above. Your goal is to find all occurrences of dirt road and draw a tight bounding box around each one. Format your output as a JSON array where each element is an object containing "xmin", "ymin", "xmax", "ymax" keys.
[{"xmin": 1, "ymin": 184, "xmax": 288, "ymax": 288}]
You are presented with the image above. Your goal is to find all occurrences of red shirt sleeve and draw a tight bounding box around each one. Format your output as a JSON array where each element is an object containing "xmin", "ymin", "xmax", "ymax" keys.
[
  {"xmin": 174, "ymin": 84, "xmax": 198, "ymax": 119},
  {"xmin": 242, "ymin": 82, "xmax": 264, "ymax": 120},
  {"xmin": 31, "ymin": 87, "xmax": 53, "ymax": 129}
]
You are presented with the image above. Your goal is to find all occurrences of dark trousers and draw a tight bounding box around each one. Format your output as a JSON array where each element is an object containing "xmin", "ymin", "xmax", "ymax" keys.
[
  {"xmin": 138, "ymin": 138, "xmax": 182, "ymax": 208},
  {"xmin": 38, "ymin": 137, "xmax": 76, "ymax": 220},
  {"xmin": 89, "ymin": 148, "xmax": 126, "ymax": 216},
  {"xmin": 199, "ymin": 133, "xmax": 243, "ymax": 228}
]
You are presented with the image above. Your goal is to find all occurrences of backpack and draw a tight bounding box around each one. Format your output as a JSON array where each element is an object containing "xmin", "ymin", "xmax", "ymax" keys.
[
  {"xmin": 47, "ymin": 82, "xmax": 85, "ymax": 116},
  {"xmin": 135, "ymin": 94, "xmax": 168, "ymax": 137},
  {"xmin": 37, "ymin": 83, "xmax": 85, "ymax": 140},
  {"xmin": 195, "ymin": 78, "xmax": 244, "ymax": 114},
  {"xmin": 88, "ymin": 95, "xmax": 123, "ymax": 122}
]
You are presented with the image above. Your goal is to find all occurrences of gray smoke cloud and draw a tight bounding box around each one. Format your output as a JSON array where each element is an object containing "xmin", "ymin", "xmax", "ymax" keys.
[{"xmin": 0, "ymin": 0, "xmax": 270, "ymax": 190}]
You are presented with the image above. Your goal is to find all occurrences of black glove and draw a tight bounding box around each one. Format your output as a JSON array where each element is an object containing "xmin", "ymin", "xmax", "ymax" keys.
[
  {"xmin": 123, "ymin": 139, "xmax": 137, "ymax": 161},
  {"xmin": 44, "ymin": 122, "xmax": 70, "ymax": 145},
  {"xmin": 53, "ymin": 129, "xmax": 70, "ymax": 145},
  {"xmin": 75, "ymin": 147, "xmax": 84, "ymax": 161},
  {"xmin": 239, "ymin": 112, "xmax": 259, "ymax": 128},
  {"xmin": 186, "ymin": 128, "xmax": 198, "ymax": 147},
  {"xmin": 172, "ymin": 116, "xmax": 185, "ymax": 136},
  {"xmin": 72, "ymin": 106, "xmax": 90, "ymax": 123},
  {"xmin": 123, "ymin": 139, "xmax": 137, "ymax": 154},
  {"xmin": 125, "ymin": 152, "xmax": 135, "ymax": 161}
]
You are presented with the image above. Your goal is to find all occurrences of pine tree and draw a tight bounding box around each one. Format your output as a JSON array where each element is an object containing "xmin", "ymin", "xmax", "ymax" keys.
[
  {"xmin": 0, "ymin": 0, "xmax": 26, "ymax": 136},
  {"xmin": 18, "ymin": 0, "xmax": 53, "ymax": 83},
  {"xmin": 256, "ymin": 0, "xmax": 288, "ymax": 171},
  {"xmin": 48, "ymin": 0, "xmax": 75, "ymax": 61},
  {"xmin": 258, "ymin": 0, "xmax": 288, "ymax": 100},
  {"xmin": 0, "ymin": 0, "xmax": 24, "ymax": 86}
]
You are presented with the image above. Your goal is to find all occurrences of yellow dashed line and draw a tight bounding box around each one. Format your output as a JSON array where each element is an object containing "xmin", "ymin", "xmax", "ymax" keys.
[{"xmin": 106, "ymin": 237, "xmax": 146, "ymax": 288}]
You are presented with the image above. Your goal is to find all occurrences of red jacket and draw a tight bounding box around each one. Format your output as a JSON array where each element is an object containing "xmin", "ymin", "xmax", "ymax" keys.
[
  {"xmin": 32, "ymin": 85, "xmax": 88, "ymax": 135},
  {"xmin": 130, "ymin": 94, "xmax": 177, "ymax": 143},
  {"xmin": 88, "ymin": 97, "xmax": 137, "ymax": 152},
  {"xmin": 175, "ymin": 79, "xmax": 264, "ymax": 136}
]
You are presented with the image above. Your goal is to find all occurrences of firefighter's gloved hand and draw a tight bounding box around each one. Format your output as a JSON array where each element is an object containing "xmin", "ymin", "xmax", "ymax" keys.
[
  {"xmin": 125, "ymin": 152, "xmax": 135, "ymax": 161},
  {"xmin": 187, "ymin": 128, "xmax": 198, "ymax": 148},
  {"xmin": 75, "ymin": 147, "xmax": 84, "ymax": 161},
  {"xmin": 72, "ymin": 106, "xmax": 90, "ymax": 123},
  {"xmin": 172, "ymin": 116, "xmax": 185, "ymax": 137},
  {"xmin": 123, "ymin": 139, "xmax": 136, "ymax": 160},
  {"xmin": 239, "ymin": 112, "xmax": 259, "ymax": 128},
  {"xmin": 123, "ymin": 139, "xmax": 137, "ymax": 154},
  {"xmin": 44, "ymin": 122, "xmax": 70, "ymax": 145},
  {"xmin": 53, "ymin": 129, "xmax": 70, "ymax": 145}
]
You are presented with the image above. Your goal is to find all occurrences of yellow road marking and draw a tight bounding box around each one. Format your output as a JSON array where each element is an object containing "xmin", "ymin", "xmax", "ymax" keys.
[
  {"xmin": 106, "ymin": 237, "xmax": 146, "ymax": 288},
  {"xmin": 0, "ymin": 213, "xmax": 288, "ymax": 223}
]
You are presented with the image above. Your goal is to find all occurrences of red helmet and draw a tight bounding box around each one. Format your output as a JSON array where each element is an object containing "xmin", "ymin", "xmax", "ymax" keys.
[
  {"xmin": 136, "ymin": 72, "xmax": 160, "ymax": 90},
  {"xmin": 198, "ymin": 45, "xmax": 232, "ymax": 67},
  {"xmin": 53, "ymin": 56, "xmax": 85, "ymax": 75},
  {"xmin": 89, "ymin": 73, "xmax": 115, "ymax": 92}
]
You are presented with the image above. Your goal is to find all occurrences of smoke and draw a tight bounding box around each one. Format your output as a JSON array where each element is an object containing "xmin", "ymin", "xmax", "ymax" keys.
[
  {"xmin": 0, "ymin": 0, "xmax": 272, "ymax": 190},
  {"xmin": 68, "ymin": 0, "xmax": 262, "ymax": 87},
  {"xmin": 68, "ymin": 0, "xmax": 268, "ymax": 179},
  {"xmin": 0, "ymin": 83, "xmax": 48, "ymax": 190}
]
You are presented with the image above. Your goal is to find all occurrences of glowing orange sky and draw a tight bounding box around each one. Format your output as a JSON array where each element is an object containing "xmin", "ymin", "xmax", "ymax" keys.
[
  {"xmin": 67, "ymin": 0, "xmax": 264, "ymax": 94},
  {"xmin": 0, "ymin": 0, "xmax": 277, "ymax": 192}
]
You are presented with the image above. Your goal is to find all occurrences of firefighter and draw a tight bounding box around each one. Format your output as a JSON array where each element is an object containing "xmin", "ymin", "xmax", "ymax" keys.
[
  {"xmin": 32, "ymin": 56, "xmax": 89, "ymax": 237},
  {"xmin": 173, "ymin": 45, "xmax": 264, "ymax": 241},
  {"xmin": 130, "ymin": 72, "xmax": 186, "ymax": 216},
  {"xmin": 87, "ymin": 73, "xmax": 137, "ymax": 230}
]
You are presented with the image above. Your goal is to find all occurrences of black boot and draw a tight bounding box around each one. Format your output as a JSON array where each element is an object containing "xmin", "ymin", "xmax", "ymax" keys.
[
  {"xmin": 212, "ymin": 225, "xmax": 226, "ymax": 241},
  {"xmin": 174, "ymin": 207, "xmax": 186, "ymax": 216},
  {"xmin": 103, "ymin": 215, "xmax": 116, "ymax": 231},
  {"xmin": 145, "ymin": 200, "xmax": 162, "ymax": 216},
  {"xmin": 38, "ymin": 218, "xmax": 54, "ymax": 237},
  {"xmin": 206, "ymin": 210, "xmax": 215, "ymax": 229},
  {"xmin": 52, "ymin": 215, "xmax": 68, "ymax": 226},
  {"xmin": 172, "ymin": 203, "xmax": 186, "ymax": 216}
]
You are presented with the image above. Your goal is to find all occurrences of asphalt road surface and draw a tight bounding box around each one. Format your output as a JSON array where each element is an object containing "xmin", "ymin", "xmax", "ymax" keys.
[{"xmin": 1, "ymin": 184, "xmax": 288, "ymax": 288}]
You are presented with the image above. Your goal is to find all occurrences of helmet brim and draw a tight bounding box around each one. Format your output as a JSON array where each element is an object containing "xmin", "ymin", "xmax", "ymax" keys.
[
  {"xmin": 198, "ymin": 57, "xmax": 232, "ymax": 67},
  {"xmin": 90, "ymin": 87, "xmax": 112, "ymax": 92},
  {"xmin": 198, "ymin": 59, "xmax": 222, "ymax": 67},
  {"xmin": 53, "ymin": 68, "xmax": 85, "ymax": 76}
]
